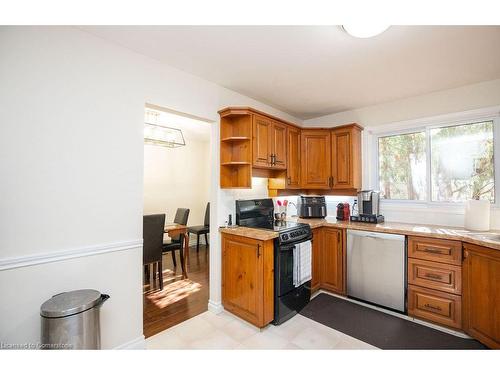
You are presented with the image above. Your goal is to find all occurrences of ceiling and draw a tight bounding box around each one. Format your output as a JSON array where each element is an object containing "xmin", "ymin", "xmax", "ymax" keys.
[{"xmin": 82, "ymin": 26, "xmax": 500, "ymax": 120}]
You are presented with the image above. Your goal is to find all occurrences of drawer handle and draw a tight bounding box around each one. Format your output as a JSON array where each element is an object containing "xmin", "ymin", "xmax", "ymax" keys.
[
  {"xmin": 424, "ymin": 303, "xmax": 442, "ymax": 311},
  {"xmin": 423, "ymin": 247, "xmax": 443, "ymax": 254},
  {"xmin": 424, "ymin": 273, "xmax": 443, "ymax": 280}
]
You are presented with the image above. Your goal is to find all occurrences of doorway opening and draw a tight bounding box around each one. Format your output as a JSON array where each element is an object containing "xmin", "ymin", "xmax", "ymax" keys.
[{"xmin": 142, "ymin": 103, "xmax": 212, "ymax": 338}]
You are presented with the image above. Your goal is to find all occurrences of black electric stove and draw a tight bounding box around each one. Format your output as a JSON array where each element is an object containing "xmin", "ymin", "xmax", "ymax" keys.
[
  {"xmin": 235, "ymin": 199, "xmax": 312, "ymax": 324},
  {"xmin": 235, "ymin": 199, "xmax": 311, "ymax": 241}
]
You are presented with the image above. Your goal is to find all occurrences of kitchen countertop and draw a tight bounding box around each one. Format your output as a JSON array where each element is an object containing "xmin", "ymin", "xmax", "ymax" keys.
[{"xmin": 219, "ymin": 217, "xmax": 500, "ymax": 251}]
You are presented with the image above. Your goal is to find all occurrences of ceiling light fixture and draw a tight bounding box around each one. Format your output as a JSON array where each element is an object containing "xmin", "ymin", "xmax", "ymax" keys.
[
  {"xmin": 342, "ymin": 25, "xmax": 390, "ymax": 38},
  {"xmin": 144, "ymin": 109, "xmax": 186, "ymax": 148}
]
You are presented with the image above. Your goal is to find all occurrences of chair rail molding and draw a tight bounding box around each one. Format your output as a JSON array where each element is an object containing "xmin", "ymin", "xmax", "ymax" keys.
[{"xmin": 0, "ymin": 239, "xmax": 143, "ymax": 271}]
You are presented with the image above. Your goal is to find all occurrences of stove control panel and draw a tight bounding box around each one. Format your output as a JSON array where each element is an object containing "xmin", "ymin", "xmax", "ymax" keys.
[{"xmin": 279, "ymin": 225, "xmax": 312, "ymax": 245}]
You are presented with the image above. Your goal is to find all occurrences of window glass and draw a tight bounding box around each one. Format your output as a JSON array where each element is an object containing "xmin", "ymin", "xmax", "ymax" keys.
[
  {"xmin": 430, "ymin": 121, "xmax": 494, "ymax": 202},
  {"xmin": 378, "ymin": 132, "xmax": 427, "ymax": 200}
]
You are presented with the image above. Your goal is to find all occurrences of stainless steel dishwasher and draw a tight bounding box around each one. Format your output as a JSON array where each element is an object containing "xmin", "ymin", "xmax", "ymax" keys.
[{"xmin": 347, "ymin": 230, "xmax": 406, "ymax": 313}]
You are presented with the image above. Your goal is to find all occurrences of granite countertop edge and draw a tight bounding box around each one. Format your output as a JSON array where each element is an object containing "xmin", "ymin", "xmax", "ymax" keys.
[{"xmin": 219, "ymin": 218, "xmax": 500, "ymax": 251}]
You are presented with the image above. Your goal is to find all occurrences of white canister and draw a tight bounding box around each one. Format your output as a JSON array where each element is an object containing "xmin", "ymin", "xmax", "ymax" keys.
[{"xmin": 464, "ymin": 199, "xmax": 490, "ymax": 231}]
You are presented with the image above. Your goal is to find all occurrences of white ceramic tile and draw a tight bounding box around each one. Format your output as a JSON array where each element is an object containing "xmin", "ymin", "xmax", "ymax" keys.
[
  {"xmin": 240, "ymin": 330, "xmax": 290, "ymax": 349},
  {"xmin": 188, "ymin": 329, "xmax": 241, "ymax": 349},
  {"xmin": 199, "ymin": 310, "xmax": 236, "ymax": 329},
  {"xmin": 219, "ymin": 318, "xmax": 260, "ymax": 342},
  {"xmin": 168, "ymin": 315, "xmax": 217, "ymax": 342},
  {"xmin": 146, "ymin": 330, "xmax": 189, "ymax": 349},
  {"xmin": 291, "ymin": 326, "xmax": 342, "ymax": 349},
  {"xmin": 266, "ymin": 315, "xmax": 311, "ymax": 341},
  {"xmin": 146, "ymin": 308, "xmax": 379, "ymax": 350}
]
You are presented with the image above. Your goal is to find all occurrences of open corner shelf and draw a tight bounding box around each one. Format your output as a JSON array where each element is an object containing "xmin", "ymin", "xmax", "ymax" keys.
[
  {"xmin": 220, "ymin": 111, "xmax": 253, "ymax": 188},
  {"xmin": 221, "ymin": 136, "xmax": 251, "ymax": 142}
]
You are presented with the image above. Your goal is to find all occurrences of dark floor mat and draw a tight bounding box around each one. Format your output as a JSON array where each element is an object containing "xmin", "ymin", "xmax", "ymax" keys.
[{"xmin": 300, "ymin": 293, "xmax": 487, "ymax": 349}]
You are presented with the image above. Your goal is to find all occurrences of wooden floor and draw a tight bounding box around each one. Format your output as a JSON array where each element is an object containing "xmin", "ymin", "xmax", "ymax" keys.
[{"xmin": 143, "ymin": 244, "xmax": 209, "ymax": 338}]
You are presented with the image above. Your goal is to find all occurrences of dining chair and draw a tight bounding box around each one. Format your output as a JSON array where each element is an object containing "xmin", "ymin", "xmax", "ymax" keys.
[
  {"xmin": 143, "ymin": 214, "xmax": 166, "ymax": 289},
  {"xmin": 188, "ymin": 202, "xmax": 210, "ymax": 253},
  {"xmin": 163, "ymin": 208, "xmax": 190, "ymax": 273}
]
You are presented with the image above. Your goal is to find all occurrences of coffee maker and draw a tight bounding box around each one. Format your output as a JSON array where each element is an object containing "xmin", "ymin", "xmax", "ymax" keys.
[{"xmin": 350, "ymin": 190, "xmax": 384, "ymax": 223}]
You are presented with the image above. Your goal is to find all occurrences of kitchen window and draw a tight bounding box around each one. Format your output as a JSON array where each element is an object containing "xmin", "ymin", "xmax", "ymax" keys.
[{"xmin": 377, "ymin": 118, "xmax": 498, "ymax": 203}]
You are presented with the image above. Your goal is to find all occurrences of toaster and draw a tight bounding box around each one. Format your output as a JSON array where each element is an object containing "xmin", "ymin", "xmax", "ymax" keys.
[{"xmin": 297, "ymin": 195, "xmax": 327, "ymax": 218}]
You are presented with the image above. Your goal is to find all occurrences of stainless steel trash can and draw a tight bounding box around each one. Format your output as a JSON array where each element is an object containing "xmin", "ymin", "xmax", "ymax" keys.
[{"xmin": 40, "ymin": 289, "xmax": 109, "ymax": 349}]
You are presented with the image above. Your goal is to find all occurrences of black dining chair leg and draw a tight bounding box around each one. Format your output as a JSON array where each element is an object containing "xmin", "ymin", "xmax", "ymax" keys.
[
  {"xmin": 204, "ymin": 233, "xmax": 209, "ymax": 247},
  {"xmin": 196, "ymin": 234, "xmax": 200, "ymax": 253},
  {"xmin": 158, "ymin": 260, "xmax": 163, "ymax": 290},
  {"xmin": 179, "ymin": 233, "xmax": 186, "ymax": 276},
  {"xmin": 171, "ymin": 249, "xmax": 177, "ymax": 268}
]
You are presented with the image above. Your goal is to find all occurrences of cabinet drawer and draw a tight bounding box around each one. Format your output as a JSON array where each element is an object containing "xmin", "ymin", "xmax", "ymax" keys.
[
  {"xmin": 408, "ymin": 258, "xmax": 462, "ymax": 295},
  {"xmin": 408, "ymin": 285, "xmax": 462, "ymax": 329},
  {"xmin": 408, "ymin": 236, "xmax": 462, "ymax": 265}
]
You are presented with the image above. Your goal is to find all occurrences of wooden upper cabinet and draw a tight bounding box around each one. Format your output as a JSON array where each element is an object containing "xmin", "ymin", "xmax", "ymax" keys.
[
  {"xmin": 321, "ymin": 228, "xmax": 345, "ymax": 294},
  {"xmin": 286, "ymin": 126, "xmax": 301, "ymax": 188},
  {"xmin": 331, "ymin": 125, "xmax": 362, "ymax": 190},
  {"xmin": 271, "ymin": 121, "xmax": 287, "ymax": 169},
  {"xmin": 463, "ymin": 243, "xmax": 500, "ymax": 349},
  {"xmin": 301, "ymin": 130, "xmax": 331, "ymax": 189},
  {"xmin": 221, "ymin": 233, "xmax": 274, "ymax": 328},
  {"xmin": 252, "ymin": 114, "xmax": 272, "ymax": 168}
]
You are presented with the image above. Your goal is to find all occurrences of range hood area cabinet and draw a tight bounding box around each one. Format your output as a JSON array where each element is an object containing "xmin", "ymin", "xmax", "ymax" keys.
[
  {"xmin": 300, "ymin": 125, "xmax": 362, "ymax": 190},
  {"xmin": 218, "ymin": 107, "xmax": 363, "ymax": 191}
]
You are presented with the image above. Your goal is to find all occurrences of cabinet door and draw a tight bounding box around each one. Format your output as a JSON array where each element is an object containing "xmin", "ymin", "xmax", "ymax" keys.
[
  {"xmin": 463, "ymin": 244, "xmax": 500, "ymax": 349},
  {"xmin": 271, "ymin": 121, "xmax": 287, "ymax": 169},
  {"xmin": 331, "ymin": 126, "xmax": 361, "ymax": 189},
  {"xmin": 286, "ymin": 126, "xmax": 301, "ymax": 188},
  {"xmin": 301, "ymin": 130, "xmax": 331, "ymax": 189},
  {"xmin": 311, "ymin": 228, "xmax": 322, "ymax": 292},
  {"xmin": 222, "ymin": 234, "xmax": 264, "ymax": 326},
  {"xmin": 252, "ymin": 115, "xmax": 272, "ymax": 168},
  {"xmin": 321, "ymin": 228, "xmax": 345, "ymax": 294}
]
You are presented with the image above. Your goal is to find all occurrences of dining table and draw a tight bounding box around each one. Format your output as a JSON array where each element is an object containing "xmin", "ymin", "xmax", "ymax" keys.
[{"xmin": 164, "ymin": 223, "xmax": 189, "ymax": 278}]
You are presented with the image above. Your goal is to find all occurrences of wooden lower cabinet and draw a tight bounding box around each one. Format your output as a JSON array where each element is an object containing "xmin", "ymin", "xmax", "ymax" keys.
[
  {"xmin": 408, "ymin": 258, "xmax": 462, "ymax": 295},
  {"xmin": 408, "ymin": 285, "xmax": 462, "ymax": 329},
  {"xmin": 321, "ymin": 228, "xmax": 345, "ymax": 294},
  {"xmin": 408, "ymin": 236, "xmax": 462, "ymax": 265},
  {"xmin": 311, "ymin": 228, "xmax": 322, "ymax": 293},
  {"xmin": 221, "ymin": 233, "xmax": 274, "ymax": 328},
  {"xmin": 463, "ymin": 243, "xmax": 500, "ymax": 349}
]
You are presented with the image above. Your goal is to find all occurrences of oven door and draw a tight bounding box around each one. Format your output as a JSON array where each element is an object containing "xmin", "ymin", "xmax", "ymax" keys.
[{"xmin": 276, "ymin": 243, "xmax": 296, "ymax": 297}]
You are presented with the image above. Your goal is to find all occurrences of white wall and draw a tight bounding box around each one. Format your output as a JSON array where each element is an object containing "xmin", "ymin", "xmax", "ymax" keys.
[
  {"xmin": 143, "ymin": 139, "xmax": 211, "ymax": 233},
  {"xmin": 304, "ymin": 79, "xmax": 500, "ymax": 228},
  {"xmin": 0, "ymin": 26, "xmax": 302, "ymax": 348}
]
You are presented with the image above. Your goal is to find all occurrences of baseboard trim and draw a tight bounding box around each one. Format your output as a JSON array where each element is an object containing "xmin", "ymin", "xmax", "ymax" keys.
[
  {"xmin": 207, "ymin": 300, "xmax": 224, "ymax": 314},
  {"xmin": 113, "ymin": 335, "xmax": 146, "ymax": 350},
  {"xmin": 0, "ymin": 239, "xmax": 143, "ymax": 271}
]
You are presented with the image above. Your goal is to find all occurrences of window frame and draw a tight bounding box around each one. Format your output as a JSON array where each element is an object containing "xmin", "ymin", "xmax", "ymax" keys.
[{"xmin": 372, "ymin": 110, "xmax": 500, "ymax": 207}]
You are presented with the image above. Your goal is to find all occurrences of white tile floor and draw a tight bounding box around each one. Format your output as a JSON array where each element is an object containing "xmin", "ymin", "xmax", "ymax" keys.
[{"xmin": 146, "ymin": 310, "xmax": 377, "ymax": 350}]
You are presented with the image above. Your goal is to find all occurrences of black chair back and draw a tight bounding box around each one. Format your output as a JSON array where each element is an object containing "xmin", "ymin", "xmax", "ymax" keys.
[
  {"xmin": 143, "ymin": 214, "xmax": 165, "ymax": 265},
  {"xmin": 204, "ymin": 202, "xmax": 210, "ymax": 227},
  {"xmin": 171, "ymin": 208, "xmax": 190, "ymax": 241}
]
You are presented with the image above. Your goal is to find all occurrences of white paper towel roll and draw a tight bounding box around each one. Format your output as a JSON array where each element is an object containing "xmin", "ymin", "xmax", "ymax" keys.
[{"xmin": 464, "ymin": 199, "xmax": 490, "ymax": 231}]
